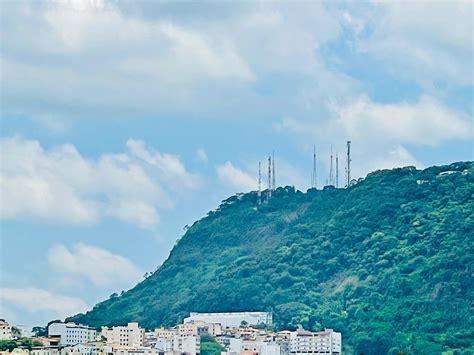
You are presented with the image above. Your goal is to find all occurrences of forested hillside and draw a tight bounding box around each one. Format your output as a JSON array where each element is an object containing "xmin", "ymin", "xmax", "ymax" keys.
[{"xmin": 68, "ymin": 162, "xmax": 474, "ymax": 354}]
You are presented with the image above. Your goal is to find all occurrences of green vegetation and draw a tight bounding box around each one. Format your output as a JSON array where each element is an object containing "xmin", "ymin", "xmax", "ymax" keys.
[
  {"xmin": 200, "ymin": 335, "xmax": 226, "ymax": 355},
  {"xmin": 68, "ymin": 162, "xmax": 474, "ymax": 354},
  {"xmin": 0, "ymin": 338, "xmax": 43, "ymax": 351}
]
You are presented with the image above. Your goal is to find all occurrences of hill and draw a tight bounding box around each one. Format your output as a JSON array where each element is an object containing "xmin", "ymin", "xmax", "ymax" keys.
[{"xmin": 68, "ymin": 162, "xmax": 474, "ymax": 354}]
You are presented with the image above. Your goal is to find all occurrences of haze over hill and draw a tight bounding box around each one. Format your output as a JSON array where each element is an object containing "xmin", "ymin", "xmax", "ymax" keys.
[{"xmin": 67, "ymin": 162, "xmax": 474, "ymax": 354}]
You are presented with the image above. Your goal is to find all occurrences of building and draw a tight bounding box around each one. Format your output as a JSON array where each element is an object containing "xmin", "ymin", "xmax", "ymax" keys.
[
  {"xmin": 184, "ymin": 312, "xmax": 272, "ymax": 329},
  {"xmin": 30, "ymin": 346, "xmax": 62, "ymax": 355},
  {"xmin": 0, "ymin": 319, "xmax": 12, "ymax": 340},
  {"xmin": 288, "ymin": 327, "xmax": 341, "ymax": 355},
  {"xmin": 48, "ymin": 322, "xmax": 97, "ymax": 346},
  {"xmin": 101, "ymin": 323, "xmax": 144, "ymax": 348},
  {"xmin": 154, "ymin": 328, "xmax": 177, "ymax": 341},
  {"xmin": 178, "ymin": 321, "xmax": 222, "ymax": 337},
  {"xmin": 172, "ymin": 335, "xmax": 200, "ymax": 354}
]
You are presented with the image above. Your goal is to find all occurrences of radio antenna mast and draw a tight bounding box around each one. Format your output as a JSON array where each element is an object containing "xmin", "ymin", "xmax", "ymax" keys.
[
  {"xmin": 329, "ymin": 145, "xmax": 334, "ymax": 186},
  {"xmin": 268, "ymin": 155, "xmax": 272, "ymax": 199},
  {"xmin": 336, "ymin": 152, "xmax": 339, "ymax": 188},
  {"xmin": 272, "ymin": 150, "xmax": 276, "ymax": 191},
  {"xmin": 258, "ymin": 161, "xmax": 262, "ymax": 204},
  {"xmin": 311, "ymin": 145, "xmax": 317, "ymax": 189},
  {"xmin": 346, "ymin": 141, "xmax": 352, "ymax": 187}
]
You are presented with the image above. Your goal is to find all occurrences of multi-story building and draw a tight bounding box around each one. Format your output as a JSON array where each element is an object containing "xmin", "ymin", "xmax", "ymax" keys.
[
  {"xmin": 172, "ymin": 335, "xmax": 200, "ymax": 354},
  {"xmin": 178, "ymin": 321, "xmax": 222, "ymax": 337},
  {"xmin": 153, "ymin": 328, "xmax": 176, "ymax": 341},
  {"xmin": 101, "ymin": 323, "xmax": 144, "ymax": 348},
  {"xmin": 184, "ymin": 312, "xmax": 272, "ymax": 329},
  {"xmin": 288, "ymin": 327, "xmax": 341, "ymax": 355},
  {"xmin": 48, "ymin": 322, "xmax": 97, "ymax": 346},
  {"xmin": 0, "ymin": 319, "xmax": 12, "ymax": 340}
]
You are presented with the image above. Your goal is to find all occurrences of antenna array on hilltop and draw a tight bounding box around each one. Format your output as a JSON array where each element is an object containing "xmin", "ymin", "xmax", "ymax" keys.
[
  {"xmin": 255, "ymin": 141, "xmax": 353, "ymax": 205},
  {"xmin": 257, "ymin": 151, "xmax": 276, "ymax": 204},
  {"xmin": 310, "ymin": 140, "xmax": 353, "ymax": 190}
]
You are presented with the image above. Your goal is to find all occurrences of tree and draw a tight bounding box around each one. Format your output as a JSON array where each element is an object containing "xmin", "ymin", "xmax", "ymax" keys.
[
  {"xmin": 32, "ymin": 326, "xmax": 47, "ymax": 337},
  {"xmin": 11, "ymin": 326, "xmax": 21, "ymax": 338}
]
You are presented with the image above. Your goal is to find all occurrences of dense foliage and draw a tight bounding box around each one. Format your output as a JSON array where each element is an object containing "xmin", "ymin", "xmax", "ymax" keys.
[
  {"xmin": 69, "ymin": 162, "xmax": 474, "ymax": 354},
  {"xmin": 0, "ymin": 338, "xmax": 43, "ymax": 351},
  {"xmin": 200, "ymin": 335, "xmax": 226, "ymax": 355}
]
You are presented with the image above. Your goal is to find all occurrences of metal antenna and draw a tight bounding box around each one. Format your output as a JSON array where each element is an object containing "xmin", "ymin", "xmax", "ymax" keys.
[
  {"xmin": 268, "ymin": 155, "xmax": 272, "ymax": 199},
  {"xmin": 258, "ymin": 162, "xmax": 262, "ymax": 204},
  {"xmin": 311, "ymin": 145, "xmax": 317, "ymax": 189},
  {"xmin": 329, "ymin": 145, "xmax": 334, "ymax": 186},
  {"xmin": 272, "ymin": 150, "xmax": 276, "ymax": 191},
  {"xmin": 346, "ymin": 141, "xmax": 352, "ymax": 187},
  {"xmin": 336, "ymin": 153, "xmax": 339, "ymax": 188}
]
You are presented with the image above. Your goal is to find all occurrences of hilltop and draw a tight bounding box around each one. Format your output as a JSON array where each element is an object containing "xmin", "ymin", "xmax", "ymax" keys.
[{"xmin": 68, "ymin": 162, "xmax": 474, "ymax": 354}]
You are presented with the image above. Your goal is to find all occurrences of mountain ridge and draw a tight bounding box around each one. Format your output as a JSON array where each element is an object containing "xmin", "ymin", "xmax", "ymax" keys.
[{"xmin": 68, "ymin": 161, "xmax": 474, "ymax": 354}]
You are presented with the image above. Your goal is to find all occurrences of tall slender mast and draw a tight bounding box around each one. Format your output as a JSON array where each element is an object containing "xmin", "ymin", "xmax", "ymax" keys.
[
  {"xmin": 329, "ymin": 145, "xmax": 334, "ymax": 186},
  {"xmin": 312, "ymin": 145, "xmax": 317, "ymax": 189},
  {"xmin": 346, "ymin": 141, "xmax": 351, "ymax": 187},
  {"xmin": 272, "ymin": 150, "xmax": 276, "ymax": 191},
  {"xmin": 336, "ymin": 153, "xmax": 339, "ymax": 188},
  {"xmin": 268, "ymin": 155, "xmax": 272, "ymax": 199},
  {"xmin": 258, "ymin": 161, "xmax": 262, "ymax": 204}
]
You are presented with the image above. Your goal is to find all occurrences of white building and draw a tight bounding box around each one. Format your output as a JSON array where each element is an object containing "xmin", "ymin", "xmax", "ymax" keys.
[
  {"xmin": 184, "ymin": 312, "xmax": 272, "ymax": 329},
  {"xmin": 30, "ymin": 346, "xmax": 61, "ymax": 355},
  {"xmin": 48, "ymin": 322, "xmax": 97, "ymax": 346},
  {"xmin": 172, "ymin": 335, "xmax": 199, "ymax": 354},
  {"xmin": 154, "ymin": 328, "xmax": 199, "ymax": 354},
  {"xmin": 0, "ymin": 319, "xmax": 12, "ymax": 340},
  {"xmin": 289, "ymin": 327, "xmax": 341, "ymax": 355},
  {"xmin": 101, "ymin": 323, "xmax": 144, "ymax": 348}
]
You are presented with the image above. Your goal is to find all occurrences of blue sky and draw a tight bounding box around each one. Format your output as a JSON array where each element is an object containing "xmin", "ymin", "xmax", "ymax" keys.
[{"xmin": 0, "ymin": 0, "xmax": 473, "ymax": 330}]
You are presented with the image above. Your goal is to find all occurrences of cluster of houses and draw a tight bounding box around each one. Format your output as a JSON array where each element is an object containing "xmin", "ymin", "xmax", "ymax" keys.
[{"xmin": 0, "ymin": 313, "xmax": 341, "ymax": 355}]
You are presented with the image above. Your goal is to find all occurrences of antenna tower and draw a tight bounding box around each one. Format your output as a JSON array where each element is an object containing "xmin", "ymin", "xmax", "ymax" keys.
[
  {"xmin": 268, "ymin": 155, "xmax": 272, "ymax": 199},
  {"xmin": 258, "ymin": 161, "xmax": 262, "ymax": 204},
  {"xmin": 272, "ymin": 150, "xmax": 276, "ymax": 191},
  {"xmin": 346, "ymin": 141, "xmax": 351, "ymax": 187},
  {"xmin": 336, "ymin": 153, "xmax": 339, "ymax": 188},
  {"xmin": 311, "ymin": 145, "xmax": 317, "ymax": 188},
  {"xmin": 329, "ymin": 145, "xmax": 334, "ymax": 186}
]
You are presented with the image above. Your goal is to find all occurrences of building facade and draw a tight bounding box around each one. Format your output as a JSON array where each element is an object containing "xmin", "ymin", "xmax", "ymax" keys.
[
  {"xmin": 0, "ymin": 319, "xmax": 12, "ymax": 340},
  {"xmin": 48, "ymin": 323, "xmax": 97, "ymax": 346},
  {"xmin": 289, "ymin": 327, "xmax": 341, "ymax": 355},
  {"xmin": 101, "ymin": 323, "xmax": 144, "ymax": 348},
  {"xmin": 184, "ymin": 312, "xmax": 272, "ymax": 329}
]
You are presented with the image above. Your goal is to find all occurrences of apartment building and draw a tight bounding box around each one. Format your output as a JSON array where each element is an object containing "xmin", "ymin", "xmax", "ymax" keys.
[
  {"xmin": 0, "ymin": 319, "xmax": 12, "ymax": 340},
  {"xmin": 289, "ymin": 327, "xmax": 341, "ymax": 355},
  {"xmin": 178, "ymin": 321, "xmax": 222, "ymax": 337},
  {"xmin": 48, "ymin": 322, "xmax": 97, "ymax": 346},
  {"xmin": 101, "ymin": 323, "xmax": 144, "ymax": 348}
]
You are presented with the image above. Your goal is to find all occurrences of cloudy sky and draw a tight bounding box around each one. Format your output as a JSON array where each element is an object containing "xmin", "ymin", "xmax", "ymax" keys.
[{"xmin": 0, "ymin": 0, "xmax": 473, "ymax": 329}]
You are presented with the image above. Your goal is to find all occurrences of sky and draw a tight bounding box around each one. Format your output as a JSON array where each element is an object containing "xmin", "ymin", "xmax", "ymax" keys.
[{"xmin": 0, "ymin": 0, "xmax": 473, "ymax": 330}]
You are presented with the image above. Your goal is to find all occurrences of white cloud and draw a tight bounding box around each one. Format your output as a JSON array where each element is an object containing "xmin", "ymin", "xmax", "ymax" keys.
[
  {"xmin": 0, "ymin": 288, "xmax": 88, "ymax": 319},
  {"xmin": 216, "ymin": 161, "xmax": 256, "ymax": 193},
  {"xmin": 48, "ymin": 243, "xmax": 142, "ymax": 286},
  {"xmin": 0, "ymin": 0, "xmax": 347, "ymax": 120},
  {"xmin": 0, "ymin": 137, "xmax": 199, "ymax": 228},
  {"xmin": 368, "ymin": 145, "xmax": 422, "ymax": 173},
  {"xmin": 329, "ymin": 95, "xmax": 472, "ymax": 146},
  {"xmin": 356, "ymin": 1, "xmax": 473, "ymax": 86},
  {"xmin": 196, "ymin": 148, "xmax": 208, "ymax": 164},
  {"xmin": 278, "ymin": 95, "xmax": 471, "ymax": 178}
]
